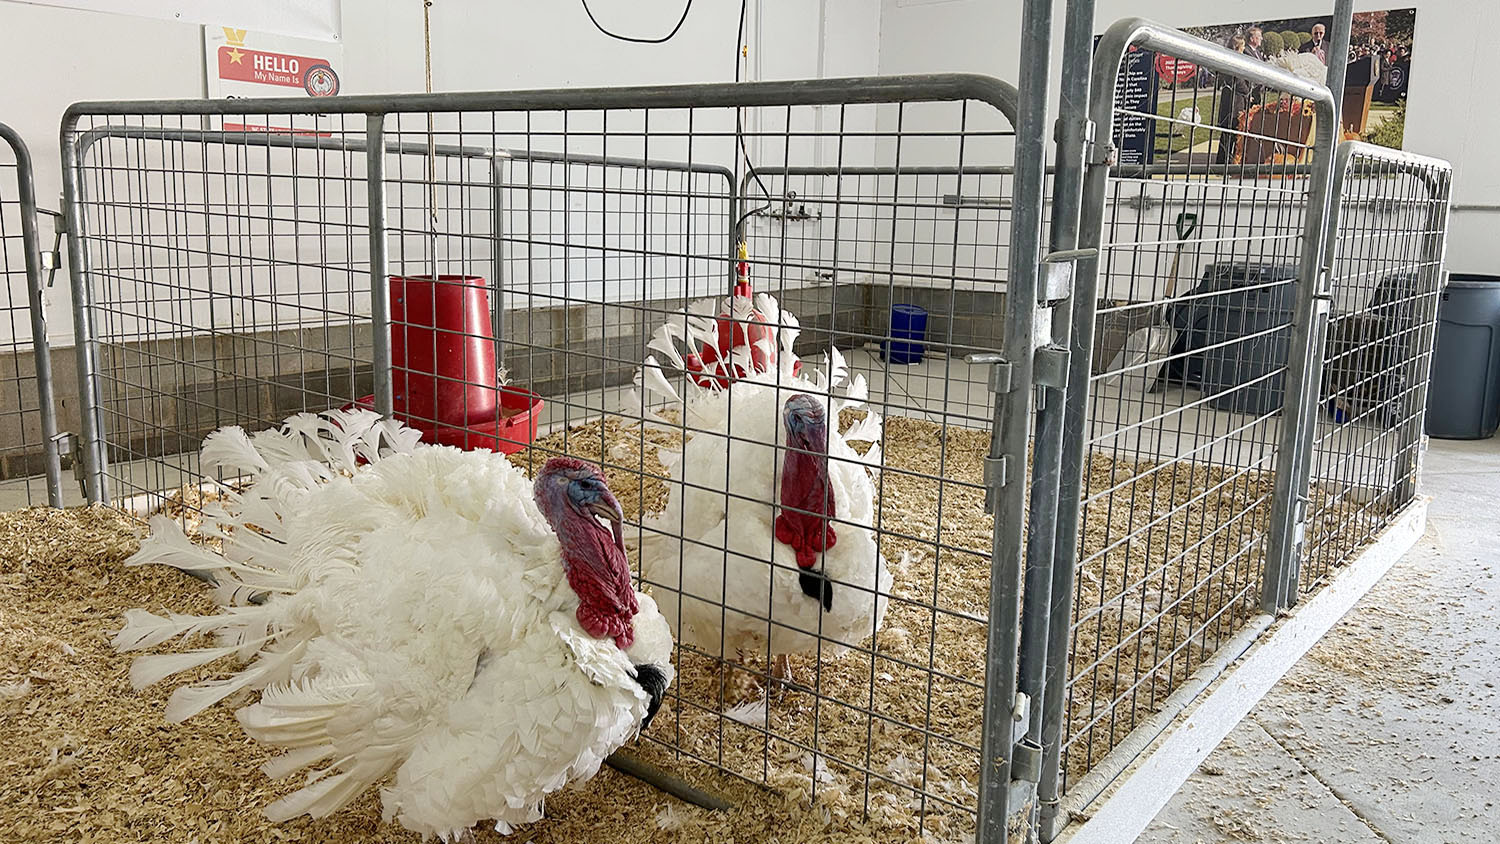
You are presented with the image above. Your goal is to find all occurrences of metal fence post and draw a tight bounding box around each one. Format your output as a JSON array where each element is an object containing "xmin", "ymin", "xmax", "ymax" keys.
[
  {"xmin": 366, "ymin": 113, "xmax": 394, "ymax": 419},
  {"xmin": 1261, "ymin": 109, "xmax": 1342, "ymax": 612},
  {"xmin": 1260, "ymin": 0, "xmax": 1353, "ymax": 611},
  {"xmin": 1033, "ymin": 0, "xmax": 1097, "ymax": 836},
  {"xmin": 0, "ymin": 124, "xmax": 65, "ymax": 508},
  {"xmin": 976, "ymin": 0, "xmax": 1053, "ymax": 839},
  {"xmin": 58, "ymin": 114, "xmax": 107, "ymax": 504}
]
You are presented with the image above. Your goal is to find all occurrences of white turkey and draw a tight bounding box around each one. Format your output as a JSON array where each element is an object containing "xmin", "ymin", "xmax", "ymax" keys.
[
  {"xmin": 629, "ymin": 291, "xmax": 891, "ymax": 692},
  {"xmin": 1271, "ymin": 50, "xmax": 1329, "ymax": 85},
  {"xmin": 112, "ymin": 408, "xmax": 674, "ymax": 840}
]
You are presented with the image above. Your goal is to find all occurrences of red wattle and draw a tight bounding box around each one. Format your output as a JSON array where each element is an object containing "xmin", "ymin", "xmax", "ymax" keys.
[{"xmin": 774, "ymin": 511, "xmax": 837, "ymax": 570}]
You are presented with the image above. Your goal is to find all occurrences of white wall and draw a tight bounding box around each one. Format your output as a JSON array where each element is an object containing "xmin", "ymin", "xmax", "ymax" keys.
[
  {"xmin": 0, "ymin": 0, "xmax": 883, "ymax": 345},
  {"xmin": 875, "ymin": 0, "xmax": 1499, "ymax": 275}
]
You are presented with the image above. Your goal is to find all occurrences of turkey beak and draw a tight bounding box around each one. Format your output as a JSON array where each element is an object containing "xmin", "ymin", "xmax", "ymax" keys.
[
  {"xmin": 584, "ymin": 492, "xmax": 626, "ymax": 554},
  {"xmin": 583, "ymin": 497, "xmax": 622, "ymax": 526}
]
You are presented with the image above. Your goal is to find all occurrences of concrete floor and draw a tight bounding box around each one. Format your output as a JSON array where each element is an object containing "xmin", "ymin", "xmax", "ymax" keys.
[{"xmin": 1140, "ymin": 434, "xmax": 1500, "ymax": 844}]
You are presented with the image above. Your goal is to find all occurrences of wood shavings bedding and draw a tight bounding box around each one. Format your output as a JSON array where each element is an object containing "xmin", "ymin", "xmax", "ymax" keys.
[{"xmin": 0, "ymin": 416, "xmax": 1384, "ymax": 843}]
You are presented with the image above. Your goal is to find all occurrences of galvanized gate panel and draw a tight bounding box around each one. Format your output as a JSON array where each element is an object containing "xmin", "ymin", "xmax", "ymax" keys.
[
  {"xmin": 1040, "ymin": 18, "xmax": 1340, "ymax": 831},
  {"xmin": 1300, "ymin": 142, "xmax": 1453, "ymax": 591},
  {"xmin": 0, "ymin": 123, "xmax": 64, "ymax": 509},
  {"xmin": 60, "ymin": 75, "xmax": 1039, "ymax": 841}
]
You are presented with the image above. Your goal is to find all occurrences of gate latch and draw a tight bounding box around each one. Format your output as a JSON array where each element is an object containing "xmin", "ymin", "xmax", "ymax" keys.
[
  {"xmin": 1040, "ymin": 248, "xmax": 1097, "ymax": 305},
  {"xmin": 964, "ymin": 352, "xmax": 1013, "ymax": 394}
]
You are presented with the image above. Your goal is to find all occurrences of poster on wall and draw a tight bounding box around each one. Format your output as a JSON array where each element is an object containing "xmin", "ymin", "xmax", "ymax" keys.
[
  {"xmin": 203, "ymin": 27, "xmax": 344, "ymax": 134},
  {"xmin": 1101, "ymin": 9, "xmax": 1416, "ymax": 167}
]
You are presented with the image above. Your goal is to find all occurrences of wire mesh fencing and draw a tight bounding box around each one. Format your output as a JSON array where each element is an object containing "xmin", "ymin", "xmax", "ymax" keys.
[
  {"xmin": 62, "ymin": 76, "xmax": 1044, "ymax": 840},
  {"xmin": 0, "ymin": 123, "xmax": 63, "ymax": 510},
  {"xmin": 739, "ymin": 164, "xmax": 1047, "ymax": 430},
  {"xmin": 1045, "ymin": 19, "xmax": 1341, "ymax": 803},
  {"xmin": 1301, "ymin": 142, "xmax": 1452, "ymax": 591}
]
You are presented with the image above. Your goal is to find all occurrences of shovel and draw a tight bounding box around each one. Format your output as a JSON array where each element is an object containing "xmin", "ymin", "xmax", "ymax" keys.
[{"xmin": 1104, "ymin": 211, "xmax": 1198, "ymax": 392}]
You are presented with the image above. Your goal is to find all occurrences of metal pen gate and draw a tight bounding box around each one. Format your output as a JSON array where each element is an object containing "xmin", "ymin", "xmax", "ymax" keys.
[
  {"xmin": 0, "ymin": 123, "xmax": 63, "ymax": 510},
  {"xmin": 1301, "ymin": 142, "xmax": 1452, "ymax": 593},
  {"xmin": 59, "ymin": 75, "xmax": 1041, "ymax": 840},
  {"xmin": 1040, "ymin": 17, "xmax": 1341, "ymax": 831}
]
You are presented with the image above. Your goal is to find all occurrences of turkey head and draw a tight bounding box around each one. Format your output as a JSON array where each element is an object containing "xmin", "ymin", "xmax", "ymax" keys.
[
  {"xmin": 773, "ymin": 393, "xmax": 837, "ymax": 610},
  {"xmin": 535, "ymin": 457, "xmax": 639, "ymax": 648}
]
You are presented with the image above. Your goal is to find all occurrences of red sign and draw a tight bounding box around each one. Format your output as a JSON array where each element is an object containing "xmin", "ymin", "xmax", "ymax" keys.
[
  {"xmin": 217, "ymin": 45, "xmax": 339, "ymax": 96},
  {"xmin": 1154, "ymin": 55, "xmax": 1199, "ymax": 84}
]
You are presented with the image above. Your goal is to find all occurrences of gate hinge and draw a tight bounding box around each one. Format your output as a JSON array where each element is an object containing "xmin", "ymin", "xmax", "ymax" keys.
[
  {"xmin": 69, "ymin": 432, "xmax": 87, "ymax": 496},
  {"xmin": 984, "ymin": 455, "xmax": 1009, "ymax": 491},
  {"xmin": 39, "ymin": 209, "xmax": 67, "ymax": 288},
  {"xmin": 965, "ymin": 352, "xmax": 1013, "ymax": 394},
  {"xmin": 1011, "ymin": 738, "xmax": 1043, "ymax": 783},
  {"xmin": 1053, "ymin": 117, "xmax": 1098, "ymax": 146},
  {"xmin": 1011, "ymin": 692, "xmax": 1031, "ymax": 742},
  {"xmin": 983, "ymin": 455, "xmax": 1010, "ymax": 509},
  {"xmin": 1033, "ymin": 344, "xmax": 1071, "ymax": 389},
  {"xmin": 1292, "ymin": 494, "xmax": 1310, "ymax": 546},
  {"xmin": 1313, "ymin": 267, "xmax": 1334, "ymax": 301}
]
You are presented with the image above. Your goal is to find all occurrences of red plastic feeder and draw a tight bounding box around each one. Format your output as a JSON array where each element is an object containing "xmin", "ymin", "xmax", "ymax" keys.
[{"xmin": 351, "ymin": 275, "xmax": 542, "ymax": 455}]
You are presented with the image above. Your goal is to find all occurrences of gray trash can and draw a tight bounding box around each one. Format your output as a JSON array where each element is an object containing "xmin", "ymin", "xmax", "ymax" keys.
[{"xmin": 1426, "ymin": 274, "xmax": 1500, "ymax": 440}]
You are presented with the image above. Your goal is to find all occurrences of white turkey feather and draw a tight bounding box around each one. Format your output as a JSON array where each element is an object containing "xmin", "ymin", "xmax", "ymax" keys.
[
  {"xmin": 778, "ymin": 309, "xmax": 801, "ymax": 363},
  {"xmin": 841, "ymin": 410, "xmax": 884, "ymax": 445},
  {"xmin": 113, "ymin": 606, "xmax": 270, "ymax": 652},
  {"xmin": 129, "ymin": 642, "xmax": 253, "ymax": 690},
  {"xmin": 645, "ymin": 321, "xmax": 687, "ymax": 369},
  {"xmin": 262, "ymin": 744, "xmax": 338, "ymax": 780},
  {"xmin": 164, "ymin": 640, "xmax": 307, "ymax": 723},
  {"xmin": 200, "ymin": 426, "xmax": 267, "ymax": 473},
  {"xmin": 824, "ymin": 347, "xmax": 849, "ymax": 392},
  {"xmin": 635, "ymin": 357, "xmax": 683, "ymax": 406}
]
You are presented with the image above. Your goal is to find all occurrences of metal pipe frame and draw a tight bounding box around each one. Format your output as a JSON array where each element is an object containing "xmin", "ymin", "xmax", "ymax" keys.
[
  {"xmin": 1033, "ymin": 0, "xmax": 1097, "ymax": 837},
  {"xmin": 976, "ymin": 0, "xmax": 1053, "ymax": 839},
  {"xmin": 1045, "ymin": 16, "xmax": 1341, "ymax": 830},
  {"xmin": 59, "ymin": 121, "xmax": 107, "ymax": 503},
  {"xmin": 0, "ymin": 123, "xmax": 64, "ymax": 507}
]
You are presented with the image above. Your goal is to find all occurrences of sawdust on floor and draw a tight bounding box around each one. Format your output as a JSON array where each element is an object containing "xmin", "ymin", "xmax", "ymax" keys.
[{"xmin": 0, "ymin": 414, "xmax": 1387, "ymax": 843}]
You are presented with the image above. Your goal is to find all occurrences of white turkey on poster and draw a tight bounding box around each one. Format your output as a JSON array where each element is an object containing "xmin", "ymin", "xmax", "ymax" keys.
[
  {"xmin": 1271, "ymin": 50, "xmax": 1330, "ymax": 85},
  {"xmin": 629, "ymin": 291, "xmax": 891, "ymax": 691},
  {"xmin": 112, "ymin": 409, "xmax": 674, "ymax": 841}
]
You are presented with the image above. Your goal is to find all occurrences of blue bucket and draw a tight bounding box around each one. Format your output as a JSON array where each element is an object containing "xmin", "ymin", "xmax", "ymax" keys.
[{"xmin": 883, "ymin": 304, "xmax": 928, "ymax": 365}]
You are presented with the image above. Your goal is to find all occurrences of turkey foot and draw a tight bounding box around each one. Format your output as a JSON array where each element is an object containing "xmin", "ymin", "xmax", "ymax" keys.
[{"xmin": 768, "ymin": 653, "xmax": 815, "ymax": 698}]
